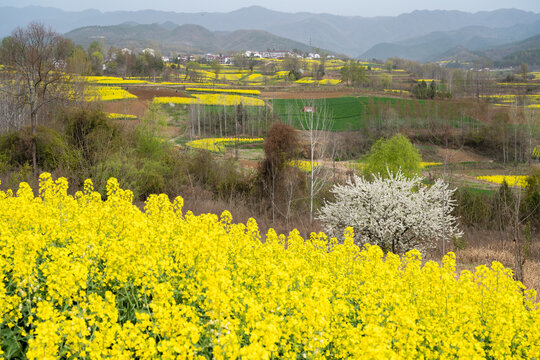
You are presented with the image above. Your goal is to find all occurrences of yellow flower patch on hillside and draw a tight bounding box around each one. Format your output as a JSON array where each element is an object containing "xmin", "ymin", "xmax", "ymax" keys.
[
  {"xmin": 153, "ymin": 94, "xmax": 265, "ymax": 107},
  {"xmin": 476, "ymin": 175, "xmax": 529, "ymax": 187},
  {"xmin": 86, "ymin": 86, "xmax": 137, "ymax": 101}
]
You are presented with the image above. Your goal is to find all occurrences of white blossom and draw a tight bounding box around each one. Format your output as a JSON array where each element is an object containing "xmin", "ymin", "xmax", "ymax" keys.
[{"xmin": 317, "ymin": 171, "xmax": 462, "ymax": 253}]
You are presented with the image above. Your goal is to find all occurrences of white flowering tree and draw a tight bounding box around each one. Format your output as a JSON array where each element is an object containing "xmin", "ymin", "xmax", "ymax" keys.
[{"xmin": 317, "ymin": 171, "xmax": 462, "ymax": 254}]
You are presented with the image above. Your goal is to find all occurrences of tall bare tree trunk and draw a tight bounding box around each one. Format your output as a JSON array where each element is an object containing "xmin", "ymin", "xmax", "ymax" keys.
[
  {"xmin": 513, "ymin": 190, "xmax": 524, "ymax": 284},
  {"xmin": 30, "ymin": 101, "xmax": 38, "ymax": 175}
]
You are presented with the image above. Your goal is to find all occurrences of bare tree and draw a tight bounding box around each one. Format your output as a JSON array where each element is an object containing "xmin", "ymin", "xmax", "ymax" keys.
[
  {"xmin": 298, "ymin": 99, "xmax": 334, "ymax": 223},
  {"xmin": 0, "ymin": 22, "xmax": 72, "ymax": 173}
]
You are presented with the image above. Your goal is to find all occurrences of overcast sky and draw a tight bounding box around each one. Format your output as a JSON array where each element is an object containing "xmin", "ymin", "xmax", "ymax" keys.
[{"xmin": 1, "ymin": 0, "xmax": 539, "ymax": 16}]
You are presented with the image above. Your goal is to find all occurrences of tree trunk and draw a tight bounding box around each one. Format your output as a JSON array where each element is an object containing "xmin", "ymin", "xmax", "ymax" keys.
[
  {"xmin": 514, "ymin": 236, "xmax": 524, "ymax": 284},
  {"xmin": 32, "ymin": 137, "xmax": 37, "ymax": 175},
  {"xmin": 31, "ymin": 109, "xmax": 37, "ymax": 175}
]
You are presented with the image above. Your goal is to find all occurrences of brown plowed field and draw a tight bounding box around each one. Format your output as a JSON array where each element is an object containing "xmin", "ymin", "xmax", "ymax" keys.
[
  {"xmin": 126, "ymin": 86, "xmax": 188, "ymax": 101},
  {"xmin": 100, "ymin": 86, "xmax": 188, "ymax": 118},
  {"xmin": 101, "ymin": 100, "xmax": 148, "ymax": 118}
]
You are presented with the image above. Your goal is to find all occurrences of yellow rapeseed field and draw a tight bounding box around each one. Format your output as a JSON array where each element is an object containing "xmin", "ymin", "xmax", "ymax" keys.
[
  {"xmin": 217, "ymin": 73, "xmax": 243, "ymax": 81},
  {"xmin": 476, "ymin": 175, "xmax": 529, "ymax": 188},
  {"xmin": 420, "ymin": 162, "xmax": 443, "ymax": 168},
  {"xmin": 481, "ymin": 94, "xmax": 540, "ymax": 104},
  {"xmin": 153, "ymin": 94, "xmax": 265, "ymax": 107},
  {"xmin": 86, "ymin": 87, "xmax": 137, "ymax": 102},
  {"xmin": 159, "ymin": 82, "xmax": 231, "ymax": 87},
  {"xmin": 186, "ymin": 137, "xmax": 263, "ymax": 152},
  {"xmin": 295, "ymin": 77, "xmax": 316, "ymax": 84},
  {"xmin": 82, "ymin": 76, "xmax": 149, "ymax": 85},
  {"xmin": 0, "ymin": 174, "xmax": 538, "ymax": 359},
  {"xmin": 318, "ymin": 79, "xmax": 341, "ymax": 85},
  {"xmin": 185, "ymin": 88, "xmax": 261, "ymax": 95},
  {"xmin": 287, "ymin": 160, "xmax": 320, "ymax": 173},
  {"xmin": 106, "ymin": 113, "xmax": 137, "ymax": 120}
]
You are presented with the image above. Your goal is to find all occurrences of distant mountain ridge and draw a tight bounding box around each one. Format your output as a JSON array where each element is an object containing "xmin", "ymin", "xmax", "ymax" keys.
[
  {"xmin": 2, "ymin": 6, "xmax": 540, "ymax": 56},
  {"xmin": 361, "ymin": 20, "xmax": 540, "ymax": 61},
  {"xmin": 484, "ymin": 34, "xmax": 540, "ymax": 66},
  {"xmin": 65, "ymin": 23, "xmax": 315, "ymax": 54}
]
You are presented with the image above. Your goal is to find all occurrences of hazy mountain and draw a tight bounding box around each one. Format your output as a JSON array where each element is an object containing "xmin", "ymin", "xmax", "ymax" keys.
[
  {"xmin": 482, "ymin": 34, "xmax": 540, "ymax": 67},
  {"xmin": 2, "ymin": 6, "xmax": 540, "ymax": 56},
  {"xmin": 407, "ymin": 33, "xmax": 540, "ymax": 67},
  {"xmin": 65, "ymin": 23, "xmax": 315, "ymax": 54},
  {"xmin": 434, "ymin": 46, "xmax": 482, "ymax": 63},
  {"xmin": 361, "ymin": 20, "xmax": 540, "ymax": 61}
]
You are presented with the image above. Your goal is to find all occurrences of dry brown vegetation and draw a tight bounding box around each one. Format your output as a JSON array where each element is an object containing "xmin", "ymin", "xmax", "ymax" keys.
[{"xmin": 449, "ymin": 228, "xmax": 540, "ymax": 293}]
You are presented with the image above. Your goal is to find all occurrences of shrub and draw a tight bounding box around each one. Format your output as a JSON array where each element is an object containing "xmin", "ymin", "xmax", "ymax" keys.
[
  {"xmin": 318, "ymin": 171, "xmax": 462, "ymax": 253},
  {"xmin": 454, "ymin": 188, "xmax": 494, "ymax": 228},
  {"xmin": 0, "ymin": 126, "xmax": 79, "ymax": 171},
  {"xmin": 258, "ymin": 122, "xmax": 299, "ymax": 193},
  {"xmin": 363, "ymin": 133, "xmax": 421, "ymax": 179},
  {"xmin": 90, "ymin": 151, "xmax": 141, "ymax": 200},
  {"xmin": 61, "ymin": 107, "xmax": 120, "ymax": 165}
]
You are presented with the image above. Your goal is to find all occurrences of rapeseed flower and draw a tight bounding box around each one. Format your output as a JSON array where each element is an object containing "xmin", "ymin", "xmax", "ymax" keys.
[{"xmin": 0, "ymin": 173, "xmax": 537, "ymax": 359}]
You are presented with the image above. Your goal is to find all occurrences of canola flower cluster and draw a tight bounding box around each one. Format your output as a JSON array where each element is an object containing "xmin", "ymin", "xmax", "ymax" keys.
[
  {"xmin": 476, "ymin": 175, "xmax": 529, "ymax": 188},
  {"xmin": 186, "ymin": 137, "xmax": 263, "ymax": 152},
  {"xmin": 0, "ymin": 174, "xmax": 538, "ymax": 359},
  {"xmin": 287, "ymin": 160, "xmax": 321, "ymax": 173},
  {"xmin": 106, "ymin": 113, "xmax": 137, "ymax": 120},
  {"xmin": 185, "ymin": 88, "xmax": 261, "ymax": 95},
  {"xmin": 85, "ymin": 87, "xmax": 137, "ymax": 102},
  {"xmin": 153, "ymin": 94, "xmax": 265, "ymax": 107}
]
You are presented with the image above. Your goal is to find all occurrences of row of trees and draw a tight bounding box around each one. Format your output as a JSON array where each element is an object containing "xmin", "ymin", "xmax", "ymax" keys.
[
  {"xmin": 386, "ymin": 57, "xmax": 537, "ymax": 98},
  {"xmin": 73, "ymin": 41, "xmax": 165, "ymax": 78},
  {"xmin": 187, "ymin": 103, "xmax": 271, "ymax": 139}
]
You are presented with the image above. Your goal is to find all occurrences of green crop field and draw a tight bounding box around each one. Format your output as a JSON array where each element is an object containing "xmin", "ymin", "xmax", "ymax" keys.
[{"xmin": 269, "ymin": 96, "xmax": 480, "ymax": 132}]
